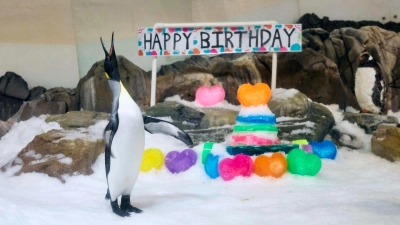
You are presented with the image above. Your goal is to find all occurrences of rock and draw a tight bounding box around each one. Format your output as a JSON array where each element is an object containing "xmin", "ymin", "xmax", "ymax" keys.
[
  {"xmin": 26, "ymin": 86, "xmax": 47, "ymax": 101},
  {"xmin": 256, "ymin": 48, "xmax": 359, "ymax": 110},
  {"xmin": 156, "ymin": 73, "xmax": 217, "ymax": 103},
  {"xmin": 77, "ymin": 55, "xmax": 151, "ymax": 112},
  {"xmin": 15, "ymin": 100, "xmax": 66, "ymax": 122},
  {"xmin": 145, "ymin": 88, "xmax": 335, "ymax": 144},
  {"xmin": 45, "ymin": 110, "xmax": 110, "ymax": 129},
  {"xmin": 157, "ymin": 54, "xmax": 245, "ymax": 77},
  {"xmin": 42, "ymin": 87, "xmax": 79, "ymax": 111},
  {"xmin": 186, "ymin": 127, "xmax": 234, "ymax": 145},
  {"xmin": 144, "ymin": 101, "xmax": 205, "ymax": 130},
  {"xmin": 0, "ymin": 120, "xmax": 12, "ymax": 139},
  {"xmin": 156, "ymin": 53, "xmax": 262, "ymax": 105},
  {"xmin": 0, "ymin": 72, "xmax": 29, "ymax": 100},
  {"xmin": 269, "ymin": 89, "xmax": 335, "ymax": 142},
  {"xmin": 144, "ymin": 101, "xmax": 237, "ymax": 145},
  {"xmin": 188, "ymin": 108, "xmax": 238, "ymax": 144},
  {"xmin": 371, "ymin": 124, "xmax": 400, "ymax": 162},
  {"xmin": 343, "ymin": 112, "xmax": 399, "ymax": 134},
  {"xmin": 212, "ymin": 53, "xmax": 263, "ymax": 105},
  {"xmin": 0, "ymin": 94, "xmax": 23, "ymax": 121},
  {"xmin": 6, "ymin": 129, "xmax": 104, "ymax": 183},
  {"xmin": 298, "ymin": 13, "xmax": 400, "ymax": 33},
  {"xmin": 198, "ymin": 108, "xmax": 238, "ymax": 129},
  {"xmin": 328, "ymin": 126, "xmax": 364, "ymax": 149},
  {"xmin": 1, "ymin": 110, "xmax": 109, "ymax": 182}
]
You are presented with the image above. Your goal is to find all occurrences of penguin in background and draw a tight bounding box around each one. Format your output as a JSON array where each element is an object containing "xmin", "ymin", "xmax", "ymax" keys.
[
  {"xmin": 101, "ymin": 33, "xmax": 193, "ymax": 217},
  {"xmin": 354, "ymin": 52, "xmax": 386, "ymax": 114}
]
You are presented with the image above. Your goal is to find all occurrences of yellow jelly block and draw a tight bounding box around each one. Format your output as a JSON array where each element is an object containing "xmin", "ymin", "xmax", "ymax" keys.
[
  {"xmin": 140, "ymin": 148, "xmax": 165, "ymax": 172},
  {"xmin": 292, "ymin": 139, "xmax": 308, "ymax": 146}
]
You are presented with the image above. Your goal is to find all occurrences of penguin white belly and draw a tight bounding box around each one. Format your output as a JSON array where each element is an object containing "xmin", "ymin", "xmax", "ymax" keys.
[
  {"xmin": 355, "ymin": 67, "xmax": 380, "ymax": 114},
  {"xmin": 108, "ymin": 85, "xmax": 144, "ymax": 201}
]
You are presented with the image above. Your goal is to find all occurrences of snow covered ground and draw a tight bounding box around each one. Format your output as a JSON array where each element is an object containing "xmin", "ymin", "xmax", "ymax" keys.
[{"xmin": 1, "ymin": 102, "xmax": 400, "ymax": 225}]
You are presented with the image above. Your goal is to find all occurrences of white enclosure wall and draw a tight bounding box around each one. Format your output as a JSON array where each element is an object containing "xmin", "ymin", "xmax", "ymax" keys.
[{"xmin": 0, "ymin": 0, "xmax": 399, "ymax": 89}]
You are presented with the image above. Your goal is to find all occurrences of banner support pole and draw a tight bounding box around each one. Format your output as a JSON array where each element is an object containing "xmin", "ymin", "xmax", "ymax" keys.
[
  {"xmin": 150, "ymin": 57, "xmax": 157, "ymax": 106},
  {"xmin": 271, "ymin": 52, "xmax": 278, "ymax": 91}
]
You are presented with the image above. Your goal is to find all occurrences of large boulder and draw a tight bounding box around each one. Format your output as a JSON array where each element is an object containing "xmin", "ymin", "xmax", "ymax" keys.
[
  {"xmin": 0, "ymin": 120, "xmax": 12, "ymax": 139},
  {"xmin": 157, "ymin": 54, "xmax": 244, "ymax": 77},
  {"xmin": 14, "ymin": 100, "xmax": 66, "ymax": 122},
  {"xmin": 371, "ymin": 124, "xmax": 400, "ymax": 162},
  {"xmin": 270, "ymin": 89, "xmax": 335, "ymax": 142},
  {"xmin": 145, "ymin": 89, "xmax": 335, "ymax": 144},
  {"xmin": 144, "ymin": 101, "xmax": 205, "ymax": 130},
  {"xmin": 343, "ymin": 112, "xmax": 399, "ymax": 134},
  {"xmin": 298, "ymin": 13, "xmax": 400, "ymax": 33},
  {"xmin": 0, "ymin": 94, "xmax": 23, "ymax": 121},
  {"xmin": 145, "ymin": 101, "xmax": 236, "ymax": 145},
  {"xmin": 45, "ymin": 110, "xmax": 110, "ymax": 129},
  {"xmin": 26, "ymin": 86, "xmax": 47, "ymax": 101},
  {"xmin": 156, "ymin": 53, "xmax": 262, "ymax": 105},
  {"xmin": 11, "ymin": 129, "xmax": 104, "ymax": 183},
  {"xmin": 0, "ymin": 72, "xmax": 29, "ymax": 100},
  {"xmin": 2, "ymin": 111, "xmax": 108, "ymax": 183},
  {"xmin": 77, "ymin": 55, "xmax": 151, "ymax": 111},
  {"xmin": 42, "ymin": 87, "xmax": 79, "ymax": 112}
]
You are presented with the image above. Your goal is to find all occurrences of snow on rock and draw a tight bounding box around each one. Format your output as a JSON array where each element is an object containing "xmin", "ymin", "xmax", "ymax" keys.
[
  {"xmin": 0, "ymin": 115, "xmax": 62, "ymax": 168},
  {"xmin": 1, "ymin": 117, "xmax": 107, "ymax": 183},
  {"xmin": 271, "ymin": 88, "xmax": 299, "ymax": 100}
]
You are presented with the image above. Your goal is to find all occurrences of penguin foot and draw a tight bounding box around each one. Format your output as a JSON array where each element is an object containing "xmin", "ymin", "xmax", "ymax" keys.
[
  {"xmin": 121, "ymin": 204, "xmax": 143, "ymax": 214},
  {"xmin": 121, "ymin": 195, "xmax": 143, "ymax": 214},
  {"xmin": 111, "ymin": 199, "xmax": 130, "ymax": 217}
]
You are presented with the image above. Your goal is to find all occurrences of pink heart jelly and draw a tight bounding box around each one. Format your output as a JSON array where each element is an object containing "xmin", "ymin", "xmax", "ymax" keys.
[
  {"xmin": 218, "ymin": 154, "xmax": 253, "ymax": 181},
  {"xmin": 195, "ymin": 85, "xmax": 225, "ymax": 106}
]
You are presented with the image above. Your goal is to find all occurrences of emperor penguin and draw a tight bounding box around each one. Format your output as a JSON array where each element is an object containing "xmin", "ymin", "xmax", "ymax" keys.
[
  {"xmin": 354, "ymin": 52, "xmax": 385, "ymax": 114},
  {"xmin": 100, "ymin": 33, "xmax": 193, "ymax": 217},
  {"xmin": 101, "ymin": 32, "xmax": 144, "ymax": 217}
]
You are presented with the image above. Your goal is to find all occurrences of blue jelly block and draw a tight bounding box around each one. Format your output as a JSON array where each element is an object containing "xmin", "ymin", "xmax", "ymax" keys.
[
  {"xmin": 310, "ymin": 140, "xmax": 337, "ymax": 160},
  {"xmin": 236, "ymin": 115, "xmax": 276, "ymax": 124},
  {"xmin": 204, "ymin": 154, "xmax": 219, "ymax": 179}
]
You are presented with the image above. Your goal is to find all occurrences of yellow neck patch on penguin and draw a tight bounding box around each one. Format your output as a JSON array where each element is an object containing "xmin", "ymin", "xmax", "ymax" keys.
[{"xmin": 105, "ymin": 72, "xmax": 110, "ymax": 79}]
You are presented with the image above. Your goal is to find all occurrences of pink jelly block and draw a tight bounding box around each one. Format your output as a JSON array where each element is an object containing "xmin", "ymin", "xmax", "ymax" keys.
[
  {"xmin": 218, "ymin": 154, "xmax": 254, "ymax": 181},
  {"xmin": 231, "ymin": 134, "xmax": 280, "ymax": 146},
  {"xmin": 195, "ymin": 85, "xmax": 225, "ymax": 106}
]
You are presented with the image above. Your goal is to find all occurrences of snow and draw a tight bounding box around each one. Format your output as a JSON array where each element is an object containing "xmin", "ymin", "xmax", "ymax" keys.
[
  {"xmin": 165, "ymin": 95, "xmax": 241, "ymax": 111},
  {"xmin": 271, "ymin": 88, "xmax": 299, "ymax": 100},
  {"xmin": 1, "ymin": 105, "xmax": 400, "ymax": 224},
  {"xmin": 239, "ymin": 105, "xmax": 273, "ymax": 116},
  {"xmin": 0, "ymin": 115, "xmax": 61, "ymax": 168}
]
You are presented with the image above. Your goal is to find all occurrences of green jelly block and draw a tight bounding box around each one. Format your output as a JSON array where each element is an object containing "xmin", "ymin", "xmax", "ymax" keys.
[
  {"xmin": 233, "ymin": 124, "xmax": 278, "ymax": 132},
  {"xmin": 202, "ymin": 142, "xmax": 214, "ymax": 164},
  {"xmin": 287, "ymin": 148, "xmax": 322, "ymax": 176}
]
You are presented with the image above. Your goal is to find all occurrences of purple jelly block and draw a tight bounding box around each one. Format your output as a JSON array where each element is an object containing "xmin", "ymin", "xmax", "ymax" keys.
[
  {"xmin": 165, "ymin": 149, "xmax": 197, "ymax": 174},
  {"xmin": 301, "ymin": 144, "xmax": 313, "ymax": 153}
]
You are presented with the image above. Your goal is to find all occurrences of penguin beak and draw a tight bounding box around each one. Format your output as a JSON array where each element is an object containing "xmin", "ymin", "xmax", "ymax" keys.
[
  {"xmin": 109, "ymin": 32, "xmax": 114, "ymax": 57},
  {"xmin": 100, "ymin": 32, "xmax": 115, "ymax": 59},
  {"xmin": 100, "ymin": 37, "xmax": 109, "ymax": 58}
]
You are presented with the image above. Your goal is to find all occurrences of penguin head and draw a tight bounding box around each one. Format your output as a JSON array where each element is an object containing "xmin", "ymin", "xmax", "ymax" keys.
[
  {"xmin": 357, "ymin": 52, "xmax": 371, "ymax": 63},
  {"xmin": 100, "ymin": 32, "xmax": 120, "ymax": 81}
]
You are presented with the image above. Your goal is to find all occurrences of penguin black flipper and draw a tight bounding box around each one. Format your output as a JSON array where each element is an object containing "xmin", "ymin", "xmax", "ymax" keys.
[
  {"xmin": 103, "ymin": 118, "xmax": 118, "ymax": 200},
  {"xmin": 143, "ymin": 115, "xmax": 193, "ymax": 146}
]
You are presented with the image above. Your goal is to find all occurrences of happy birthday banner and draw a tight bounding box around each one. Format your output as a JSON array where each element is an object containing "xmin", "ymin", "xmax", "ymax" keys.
[{"xmin": 138, "ymin": 24, "xmax": 302, "ymax": 56}]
